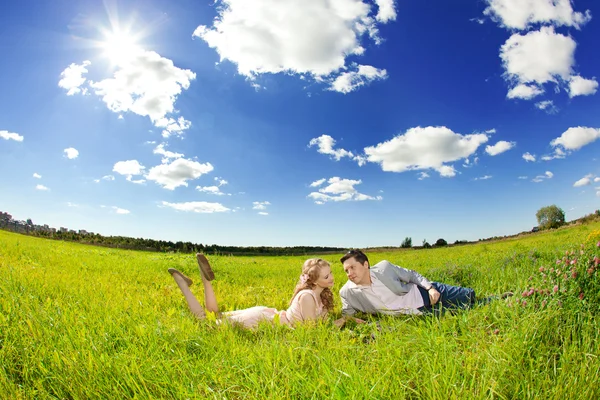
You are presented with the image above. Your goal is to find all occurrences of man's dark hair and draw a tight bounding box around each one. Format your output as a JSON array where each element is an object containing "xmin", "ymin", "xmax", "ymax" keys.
[{"xmin": 340, "ymin": 249, "xmax": 369, "ymax": 266}]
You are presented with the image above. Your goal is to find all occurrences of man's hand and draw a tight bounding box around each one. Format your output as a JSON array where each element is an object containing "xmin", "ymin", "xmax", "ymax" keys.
[
  {"xmin": 428, "ymin": 287, "xmax": 441, "ymax": 305},
  {"xmin": 334, "ymin": 316, "xmax": 366, "ymax": 328},
  {"xmin": 333, "ymin": 318, "xmax": 346, "ymax": 328}
]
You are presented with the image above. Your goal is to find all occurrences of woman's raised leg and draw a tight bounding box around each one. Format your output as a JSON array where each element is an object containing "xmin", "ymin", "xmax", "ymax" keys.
[
  {"xmin": 196, "ymin": 254, "xmax": 220, "ymax": 315},
  {"xmin": 168, "ymin": 268, "xmax": 207, "ymax": 319}
]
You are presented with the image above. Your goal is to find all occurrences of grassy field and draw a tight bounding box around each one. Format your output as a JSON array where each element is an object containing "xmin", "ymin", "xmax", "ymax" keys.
[{"xmin": 1, "ymin": 223, "xmax": 600, "ymax": 399}]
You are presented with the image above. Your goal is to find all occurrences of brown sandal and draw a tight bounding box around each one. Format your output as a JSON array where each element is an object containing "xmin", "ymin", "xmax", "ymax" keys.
[
  {"xmin": 196, "ymin": 253, "xmax": 215, "ymax": 281},
  {"xmin": 168, "ymin": 268, "xmax": 193, "ymax": 286}
]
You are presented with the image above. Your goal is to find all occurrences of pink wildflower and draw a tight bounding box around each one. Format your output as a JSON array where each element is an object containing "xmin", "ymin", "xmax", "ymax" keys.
[
  {"xmin": 587, "ymin": 268, "xmax": 594, "ymax": 275},
  {"xmin": 522, "ymin": 290, "xmax": 529, "ymax": 297},
  {"xmin": 594, "ymin": 256, "xmax": 599, "ymax": 266},
  {"xmin": 553, "ymin": 285, "xmax": 559, "ymax": 293},
  {"xmin": 493, "ymin": 329, "xmax": 500, "ymax": 335},
  {"xmin": 556, "ymin": 259, "xmax": 561, "ymax": 265},
  {"xmin": 571, "ymin": 269, "xmax": 577, "ymax": 279},
  {"xmin": 597, "ymin": 241, "xmax": 600, "ymax": 247},
  {"xmin": 522, "ymin": 300, "xmax": 527, "ymax": 307},
  {"xmin": 539, "ymin": 266, "xmax": 545, "ymax": 272},
  {"xmin": 579, "ymin": 292, "xmax": 584, "ymax": 300},
  {"xmin": 570, "ymin": 259, "xmax": 577, "ymax": 265},
  {"xmin": 542, "ymin": 300, "xmax": 547, "ymax": 307}
]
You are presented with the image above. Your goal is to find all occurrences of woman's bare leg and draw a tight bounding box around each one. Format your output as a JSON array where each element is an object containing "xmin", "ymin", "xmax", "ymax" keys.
[
  {"xmin": 197, "ymin": 254, "xmax": 220, "ymax": 315},
  {"xmin": 169, "ymin": 269, "xmax": 206, "ymax": 319}
]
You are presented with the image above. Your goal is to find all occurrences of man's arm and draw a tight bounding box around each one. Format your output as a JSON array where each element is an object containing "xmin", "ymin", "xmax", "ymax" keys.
[
  {"xmin": 385, "ymin": 260, "xmax": 432, "ymax": 289},
  {"xmin": 385, "ymin": 261, "xmax": 440, "ymax": 304},
  {"xmin": 340, "ymin": 290, "xmax": 357, "ymax": 317}
]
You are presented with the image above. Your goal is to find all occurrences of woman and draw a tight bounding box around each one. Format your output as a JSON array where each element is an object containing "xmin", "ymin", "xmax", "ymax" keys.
[{"xmin": 168, "ymin": 254, "xmax": 335, "ymax": 328}]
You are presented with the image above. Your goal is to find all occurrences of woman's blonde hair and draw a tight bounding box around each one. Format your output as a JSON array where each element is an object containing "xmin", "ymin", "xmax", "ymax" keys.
[{"xmin": 289, "ymin": 258, "xmax": 334, "ymax": 312}]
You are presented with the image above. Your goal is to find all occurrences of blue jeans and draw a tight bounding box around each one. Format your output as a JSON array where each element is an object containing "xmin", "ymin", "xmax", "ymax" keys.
[{"xmin": 418, "ymin": 282, "xmax": 476, "ymax": 314}]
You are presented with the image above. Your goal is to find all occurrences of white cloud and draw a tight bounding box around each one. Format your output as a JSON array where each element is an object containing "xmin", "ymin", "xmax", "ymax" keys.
[
  {"xmin": 474, "ymin": 175, "xmax": 493, "ymax": 181},
  {"xmin": 197, "ymin": 185, "xmax": 226, "ymax": 195},
  {"xmin": 308, "ymin": 177, "xmax": 382, "ymax": 203},
  {"xmin": 67, "ymin": 202, "xmax": 79, "ymax": 208},
  {"xmin": 483, "ymin": 0, "xmax": 591, "ymax": 30},
  {"xmin": 193, "ymin": 0, "xmax": 394, "ymax": 92},
  {"xmin": 89, "ymin": 51, "xmax": 195, "ymax": 123},
  {"xmin": 258, "ymin": 211, "xmax": 269, "ymax": 216},
  {"xmin": 36, "ymin": 184, "xmax": 49, "ymax": 191},
  {"xmin": 310, "ymin": 178, "xmax": 326, "ymax": 187},
  {"xmin": 154, "ymin": 116, "xmax": 192, "ymax": 139},
  {"xmin": 417, "ymin": 172, "xmax": 430, "ymax": 180},
  {"xmin": 595, "ymin": 178, "xmax": 600, "ymax": 183},
  {"xmin": 573, "ymin": 175, "xmax": 593, "ymax": 187},
  {"xmin": 214, "ymin": 177, "xmax": 228, "ymax": 186},
  {"xmin": 33, "ymin": 173, "xmax": 42, "ymax": 179},
  {"xmin": 112, "ymin": 206, "xmax": 130, "ymax": 215},
  {"xmin": 532, "ymin": 171, "xmax": 553, "ymax": 183},
  {"xmin": 550, "ymin": 127, "xmax": 600, "ymax": 151},
  {"xmin": 501, "ymin": 27, "xmax": 576, "ymax": 99},
  {"xmin": 374, "ymin": 0, "xmax": 397, "ymax": 22},
  {"xmin": 522, "ymin": 152, "xmax": 536, "ymax": 162},
  {"xmin": 113, "ymin": 160, "xmax": 146, "ymax": 180},
  {"xmin": 462, "ymin": 157, "xmax": 479, "ymax": 168},
  {"xmin": 506, "ymin": 84, "xmax": 544, "ymax": 100},
  {"xmin": 541, "ymin": 147, "xmax": 566, "ymax": 161},
  {"xmin": 485, "ymin": 140, "xmax": 515, "ymax": 156},
  {"xmin": 535, "ymin": 100, "xmax": 558, "ymax": 113},
  {"xmin": 161, "ymin": 201, "xmax": 230, "ymax": 213},
  {"xmin": 252, "ymin": 201, "xmax": 271, "ymax": 210},
  {"xmin": 518, "ymin": 176, "xmax": 528, "ymax": 180},
  {"xmin": 154, "ymin": 143, "xmax": 184, "ymax": 163},
  {"xmin": 102, "ymin": 175, "xmax": 115, "ymax": 181},
  {"xmin": 363, "ymin": 126, "xmax": 489, "ymax": 177},
  {"xmin": 568, "ymin": 76, "xmax": 598, "ymax": 98},
  {"xmin": 329, "ymin": 65, "xmax": 388, "ymax": 94},
  {"xmin": 58, "ymin": 61, "xmax": 91, "ymax": 95},
  {"xmin": 64, "ymin": 148, "xmax": 79, "ymax": 159},
  {"xmin": 308, "ymin": 134, "xmax": 357, "ymax": 162},
  {"xmin": 58, "ymin": 50, "xmax": 195, "ymax": 138},
  {"xmin": 147, "ymin": 159, "xmax": 214, "ymax": 190},
  {"xmin": 0, "ymin": 130, "xmax": 24, "ymax": 142}
]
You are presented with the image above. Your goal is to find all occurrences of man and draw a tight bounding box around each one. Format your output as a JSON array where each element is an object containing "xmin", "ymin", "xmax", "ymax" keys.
[{"xmin": 338, "ymin": 249, "xmax": 505, "ymax": 320}]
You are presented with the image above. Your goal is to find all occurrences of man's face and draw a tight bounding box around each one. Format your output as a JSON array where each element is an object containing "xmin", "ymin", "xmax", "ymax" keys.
[{"xmin": 342, "ymin": 257, "xmax": 370, "ymax": 285}]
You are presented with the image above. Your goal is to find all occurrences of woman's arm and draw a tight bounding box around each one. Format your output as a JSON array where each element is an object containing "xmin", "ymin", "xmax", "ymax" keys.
[{"xmin": 298, "ymin": 293, "xmax": 318, "ymax": 321}]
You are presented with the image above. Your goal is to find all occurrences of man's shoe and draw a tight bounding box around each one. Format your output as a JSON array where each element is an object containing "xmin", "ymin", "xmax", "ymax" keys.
[
  {"xmin": 168, "ymin": 268, "xmax": 193, "ymax": 286},
  {"xmin": 196, "ymin": 253, "xmax": 215, "ymax": 281}
]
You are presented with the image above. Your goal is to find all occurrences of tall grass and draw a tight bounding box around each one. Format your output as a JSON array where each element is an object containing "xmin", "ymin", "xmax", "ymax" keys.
[{"xmin": 1, "ymin": 223, "xmax": 599, "ymax": 399}]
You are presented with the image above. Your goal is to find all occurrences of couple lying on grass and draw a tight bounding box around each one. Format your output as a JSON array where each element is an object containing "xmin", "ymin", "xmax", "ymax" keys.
[{"xmin": 168, "ymin": 249, "xmax": 512, "ymax": 329}]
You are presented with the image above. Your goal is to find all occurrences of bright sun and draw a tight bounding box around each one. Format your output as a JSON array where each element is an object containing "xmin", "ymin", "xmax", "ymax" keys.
[{"xmin": 100, "ymin": 30, "xmax": 140, "ymax": 64}]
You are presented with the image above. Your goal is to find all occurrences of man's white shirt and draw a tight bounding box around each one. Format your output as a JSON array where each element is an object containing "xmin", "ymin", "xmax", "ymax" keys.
[{"xmin": 356, "ymin": 272, "xmax": 425, "ymax": 315}]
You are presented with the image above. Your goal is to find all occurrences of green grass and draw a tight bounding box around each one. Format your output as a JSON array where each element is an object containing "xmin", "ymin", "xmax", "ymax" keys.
[{"xmin": 1, "ymin": 223, "xmax": 600, "ymax": 399}]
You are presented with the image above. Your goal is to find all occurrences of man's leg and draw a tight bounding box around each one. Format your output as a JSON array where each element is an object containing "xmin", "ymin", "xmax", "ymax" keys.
[{"xmin": 431, "ymin": 282, "xmax": 476, "ymax": 310}]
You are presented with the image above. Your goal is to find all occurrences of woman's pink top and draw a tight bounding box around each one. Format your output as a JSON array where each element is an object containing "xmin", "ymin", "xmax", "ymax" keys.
[{"xmin": 280, "ymin": 289, "xmax": 327, "ymax": 325}]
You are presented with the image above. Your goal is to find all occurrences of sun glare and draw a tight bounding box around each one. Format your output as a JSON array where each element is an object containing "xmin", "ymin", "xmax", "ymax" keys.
[{"xmin": 100, "ymin": 30, "xmax": 141, "ymax": 64}]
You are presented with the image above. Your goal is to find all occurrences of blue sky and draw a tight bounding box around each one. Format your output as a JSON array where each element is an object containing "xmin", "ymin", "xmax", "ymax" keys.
[{"xmin": 1, "ymin": 0, "xmax": 599, "ymax": 247}]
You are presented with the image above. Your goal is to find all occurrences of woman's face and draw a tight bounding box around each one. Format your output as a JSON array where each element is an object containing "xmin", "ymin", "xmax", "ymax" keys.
[{"xmin": 314, "ymin": 266, "xmax": 334, "ymax": 289}]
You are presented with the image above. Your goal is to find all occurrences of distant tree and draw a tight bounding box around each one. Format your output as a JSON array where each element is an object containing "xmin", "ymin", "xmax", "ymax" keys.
[
  {"xmin": 435, "ymin": 238, "xmax": 448, "ymax": 247},
  {"xmin": 423, "ymin": 242, "xmax": 432, "ymax": 249},
  {"xmin": 536, "ymin": 205, "xmax": 565, "ymax": 230},
  {"xmin": 401, "ymin": 237, "xmax": 412, "ymax": 248},
  {"xmin": 26, "ymin": 218, "xmax": 33, "ymax": 226}
]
